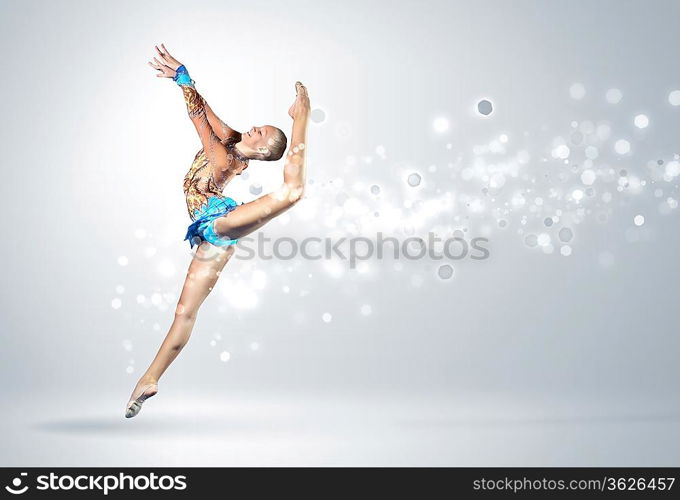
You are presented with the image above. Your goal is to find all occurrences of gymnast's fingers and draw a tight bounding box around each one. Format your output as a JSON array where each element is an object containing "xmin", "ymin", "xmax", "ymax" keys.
[
  {"xmin": 148, "ymin": 62, "xmax": 165, "ymax": 76},
  {"xmin": 155, "ymin": 45, "xmax": 169, "ymax": 63},
  {"xmin": 160, "ymin": 43, "xmax": 175, "ymax": 60}
]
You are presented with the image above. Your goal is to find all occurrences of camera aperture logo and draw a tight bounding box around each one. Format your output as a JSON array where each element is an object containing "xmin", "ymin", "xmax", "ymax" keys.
[
  {"xmin": 5, "ymin": 473, "xmax": 28, "ymax": 495},
  {"xmin": 4, "ymin": 472, "xmax": 187, "ymax": 495}
]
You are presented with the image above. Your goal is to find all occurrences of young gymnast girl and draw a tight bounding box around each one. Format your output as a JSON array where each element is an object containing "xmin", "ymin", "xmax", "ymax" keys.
[{"xmin": 125, "ymin": 44, "xmax": 310, "ymax": 418}]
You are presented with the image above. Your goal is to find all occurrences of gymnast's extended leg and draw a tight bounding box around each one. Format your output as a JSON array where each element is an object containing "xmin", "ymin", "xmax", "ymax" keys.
[{"xmin": 213, "ymin": 82, "xmax": 311, "ymax": 240}]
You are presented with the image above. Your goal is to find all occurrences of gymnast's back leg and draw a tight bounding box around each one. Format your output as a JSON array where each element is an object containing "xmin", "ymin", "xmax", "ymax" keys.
[{"xmin": 125, "ymin": 242, "xmax": 236, "ymax": 417}]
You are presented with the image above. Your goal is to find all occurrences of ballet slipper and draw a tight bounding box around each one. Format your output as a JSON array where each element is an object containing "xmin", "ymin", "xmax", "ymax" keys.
[{"xmin": 125, "ymin": 383, "xmax": 158, "ymax": 419}]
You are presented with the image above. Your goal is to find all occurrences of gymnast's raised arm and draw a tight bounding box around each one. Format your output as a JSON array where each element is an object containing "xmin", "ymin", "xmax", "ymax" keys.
[
  {"xmin": 148, "ymin": 44, "xmax": 233, "ymax": 166},
  {"xmin": 203, "ymin": 100, "xmax": 240, "ymax": 144}
]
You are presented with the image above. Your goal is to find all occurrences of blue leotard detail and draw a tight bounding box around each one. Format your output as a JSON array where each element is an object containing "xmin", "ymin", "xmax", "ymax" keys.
[{"xmin": 184, "ymin": 196, "xmax": 241, "ymax": 249}]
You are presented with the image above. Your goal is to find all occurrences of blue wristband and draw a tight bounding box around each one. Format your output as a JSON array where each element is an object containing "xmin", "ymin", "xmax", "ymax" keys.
[{"xmin": 173, "ymin": 65, "xmax": 194, "ymax": 86}]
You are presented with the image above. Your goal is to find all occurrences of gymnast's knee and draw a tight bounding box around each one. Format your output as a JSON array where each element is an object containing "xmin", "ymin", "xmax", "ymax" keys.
[
  {"xmin": 288, "ymin": 186, "xmax": 305, "ymax": 205},
  {"xmin": 174, "ymin": 303, "xmax": 198, "ymax": 322},
  {"xmin": 273, "ymin": 183, "xmax": 305, "ymax": 206},
  {"xmin": 169, "ymin": 340, "xmax": 187, "ymax": 352}
]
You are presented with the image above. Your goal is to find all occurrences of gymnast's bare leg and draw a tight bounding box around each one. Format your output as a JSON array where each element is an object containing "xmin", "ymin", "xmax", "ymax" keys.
[
  {"xmin": 213, "ymin": 83, "xmax": 310, "ymax": 240},
  {"xmin": 126, "ymin": 243, "xmax": 236, "ymax": 410}
]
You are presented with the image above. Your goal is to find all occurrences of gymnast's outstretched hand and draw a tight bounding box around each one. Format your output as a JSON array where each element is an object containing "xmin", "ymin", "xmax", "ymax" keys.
[{"xmin": 147, "ymin": 43, "xmax": 184, "ymax": 78}]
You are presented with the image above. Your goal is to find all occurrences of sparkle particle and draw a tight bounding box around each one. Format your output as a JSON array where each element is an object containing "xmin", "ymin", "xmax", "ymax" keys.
[
  {"xmin": 633, "ymin": 114, "xmax": 649, "ymax": 129},
  {"xmin": 605, "ymin": 88, "xmax": 623, "ymax": 104},
  {"xmin": 477, "ymin": 99, "xmax": 493, "ymax": 116},
  {"xmin": 407, "ymin": 173, "xmax": 422, "ymax": 187},
  {"xmin": 569, "ymin": 83, "xmax": 586, "ymax": 100},
  {"xmin": 437, "ymin": 264, "xmax": 454, "ymax": 279},
  {"xmin": 311, "ymin": 108, "xmax": 326, "ymax": 123}
]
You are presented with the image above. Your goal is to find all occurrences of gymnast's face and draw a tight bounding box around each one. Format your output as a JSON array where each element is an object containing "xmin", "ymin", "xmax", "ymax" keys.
[{"xmin": 242, "ymin": 125, "xmax": 277, "ymax": 154}]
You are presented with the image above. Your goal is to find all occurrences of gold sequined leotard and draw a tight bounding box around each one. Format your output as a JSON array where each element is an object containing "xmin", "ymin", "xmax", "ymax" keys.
[
  {"xmin": 179, "ymin": 85, "xmax": 249, "ymax": 221},
  {"xmin": 183, "ymin": 139, "xmax": 241, "ymax": 221}
]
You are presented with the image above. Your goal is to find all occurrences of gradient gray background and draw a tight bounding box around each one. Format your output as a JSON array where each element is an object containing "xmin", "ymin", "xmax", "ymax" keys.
[{"xmin": 1, "ymin": 0, "xmax": 679, "ymax": 466}]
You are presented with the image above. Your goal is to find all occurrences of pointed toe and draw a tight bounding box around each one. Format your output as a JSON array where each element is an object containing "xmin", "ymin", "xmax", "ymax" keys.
[
  {"xmin": 125, "ymin": 401, "xmax": 141, "ymax": 418},
  {"xmin": 123, "ymin": 383, "xmax": 157, "ymax": 419}
]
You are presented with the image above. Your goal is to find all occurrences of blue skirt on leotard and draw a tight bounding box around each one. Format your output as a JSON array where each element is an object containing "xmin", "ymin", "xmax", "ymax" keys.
[{"xmin": 184, "ymin": 196, "xmax": 242, "ymax": 249}]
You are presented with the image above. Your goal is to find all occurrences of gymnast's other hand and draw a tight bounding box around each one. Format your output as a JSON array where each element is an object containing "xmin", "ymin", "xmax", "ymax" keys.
[
  {"xmin": 147, "ymin": 43, "xmax": 183, "ymax": 78},
  {"xmin": 288, "ymin": 81, "xmax": 311, "ymax": 119}
]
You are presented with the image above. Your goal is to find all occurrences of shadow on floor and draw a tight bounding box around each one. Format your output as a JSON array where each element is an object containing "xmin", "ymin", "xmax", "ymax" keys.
[{"xmin": 31, "ymin": 414, "xmax": 302, "ymax": 436}]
